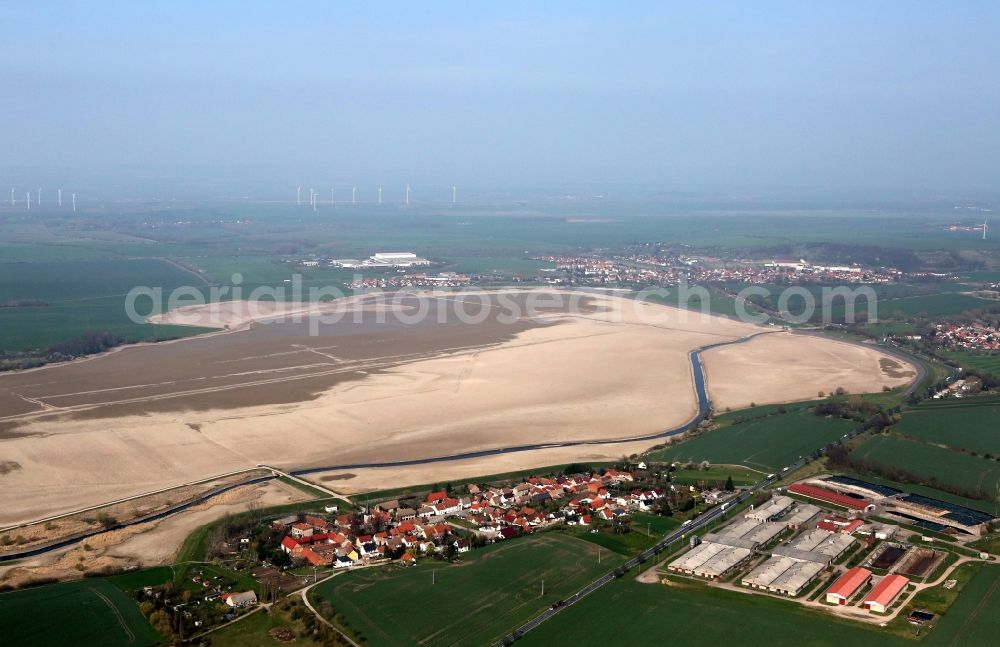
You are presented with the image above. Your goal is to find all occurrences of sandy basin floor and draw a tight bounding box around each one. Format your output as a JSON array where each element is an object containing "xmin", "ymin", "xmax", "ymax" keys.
[{"xmin": 0, "ymin": 289, "xmax": 914, "ymax": 524}]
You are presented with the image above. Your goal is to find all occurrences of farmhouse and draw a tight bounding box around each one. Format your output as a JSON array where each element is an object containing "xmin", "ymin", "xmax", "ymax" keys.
[
  {"xmin": 223, "ymin": 591, "xmax": 258, "ymax": 608},
  {"xmin": 817, "ymin": 515, "xmax": 865, "ymax": 535},
  {"xmin": 289, "ymin": 522, "xmax": 314, "ymax": 539},
  {"xmin": 864, "ymin": 574, "xmax": 910, "ymax": 613},
  {"xmin": 825, "ymin": 567, "xmax": 872, "ymax": 605}
]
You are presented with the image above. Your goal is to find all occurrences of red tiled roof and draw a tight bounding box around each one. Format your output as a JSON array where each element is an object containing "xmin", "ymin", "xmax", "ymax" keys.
[{"xmin": 842, "ymin": 519, "xmax": 865, "ymax": 534}]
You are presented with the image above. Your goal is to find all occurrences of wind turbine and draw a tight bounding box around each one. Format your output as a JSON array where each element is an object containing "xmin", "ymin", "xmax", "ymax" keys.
[
  {"xmin": 452, "ymin": 185, "xmax": 457, "ymax": 204},
  {"xmin": 9, "ymin": 188, "xmax": 14, "ymax": 206},
  {"xmin": 352, "ymin": 187, "xmax": 356, "ymax": 205},
  {"xmin": 378, "ymin": 184, "xmax": 382, "ymax": 205},
  {"xmin": 72, "ymin": 193, "xmax": 77, "ymax": 212},
  {"xmin": 331, "ymin": 188, "xmax": 335, "ymax": 206},
  {"xmin": 37, "ymin": 188, "xmax": 41, "ymax": 206},
  {"xmin": 405, "ymin": 184, "xmax": 410, "ymax": 206},
  {"xmin": 58, "ymin": 188, "xmax": 63, "ymax": 207},
  {"xmin": 26, "ymin": 191, "xmax": 31, "ymax": 210},
  {"xmin": 297, "ymin": 186, "xmax": 302, "ymax": 205},
  {"xmin": 983, "ymin": 217, "xmax": 989, "ymax": 241}
]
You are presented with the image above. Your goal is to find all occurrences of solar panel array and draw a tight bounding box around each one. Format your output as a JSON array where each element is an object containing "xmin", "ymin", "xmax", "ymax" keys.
[
  {"xmin": 825, "ymin": 475, "xmax": 902, "ymax": 498},
  {"xmin": 900, "ymin": 494, "xmax": 995, "ymax": 526}
]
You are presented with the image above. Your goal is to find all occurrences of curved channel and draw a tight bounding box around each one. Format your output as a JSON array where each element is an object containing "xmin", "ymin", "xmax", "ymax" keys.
[{"xmin": 0, "ymin": 329, "xmax": 775, "ymax": 562}]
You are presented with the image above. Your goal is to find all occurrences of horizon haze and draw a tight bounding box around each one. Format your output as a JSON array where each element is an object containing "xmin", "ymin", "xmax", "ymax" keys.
[{"xmin": 3, "ymin": 2, "xmax": 1000, "ymax": 199}]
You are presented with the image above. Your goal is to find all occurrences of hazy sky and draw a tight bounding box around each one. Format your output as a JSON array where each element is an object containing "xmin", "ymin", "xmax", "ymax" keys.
[{"xmin": 3, "ymin": 2, "xmax": 999, "ymax": 195}]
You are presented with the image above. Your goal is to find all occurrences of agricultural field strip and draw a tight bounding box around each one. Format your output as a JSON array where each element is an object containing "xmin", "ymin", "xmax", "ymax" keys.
[
  {"xmin": 0, "ymin": 578, "xmax": 161, "ymax": 647},
  {"xmin": 925, "ymin": 565, "xmax": 1000, "ymax": 646},
  {"xmin": 313, "ymin": 534, "xmax": 618, "ymax": 646},
  {"xmin": 891, "ymin": 405, "xmax": 1000, "ymax": 456},
  {"xmin": 854, "ymin": 435, "xmax": 1000, "ymax": 493}
]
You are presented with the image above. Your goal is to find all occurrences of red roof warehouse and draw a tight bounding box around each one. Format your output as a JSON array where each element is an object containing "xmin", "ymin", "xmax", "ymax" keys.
[
  {"xmin": 788, "ymin": 483, "xmax": 872, "ymax": 511},
  {"xmin": 825, "ymin": 567, "xmax": 872, "ymax": 605},
  {"xmin": 864, "ymin": 574, "xmax": 909, "ymax": 613}
]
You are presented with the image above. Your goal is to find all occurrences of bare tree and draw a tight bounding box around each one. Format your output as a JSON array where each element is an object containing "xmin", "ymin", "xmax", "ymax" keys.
[{"xmin": 246, "ymin": 498, "xmax": 263, "ymax": 526}]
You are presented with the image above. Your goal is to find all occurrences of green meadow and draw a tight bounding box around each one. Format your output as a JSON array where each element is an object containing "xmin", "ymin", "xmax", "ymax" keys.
[
  {"xmin": 310, "ymin": 533, "xmax": 623, "ymax": 646},
  {"xmin": 0, "ymin": 578, "xmax": 160, "ymax": 647},
  {"xmin": 649, "ymin": 405, "xmax": 855, "ymax": 472}
]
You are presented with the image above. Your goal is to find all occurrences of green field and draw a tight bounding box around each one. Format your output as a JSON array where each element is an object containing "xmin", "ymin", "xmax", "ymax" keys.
[
  {"xmin": 0, "ymin": 257, "xmax": 220, "ymax": 351},
  {"xmin": 0, "ymin": 259, "xmax": 200, "ymax": 303},
  {"xmin": 310, "ymin": 533, "xmax": 624, "ymax": 646},
  {"xmin": 0, "ymin": 578, "xmax": 160, "ymax": 647},
  {"xmin": 520, "ymin": 577, "xmax": 908, "ymax": 646},
  {"xmin": 648, "ymin": 285, "xmax": 759, "ymax": 321},
  {"xmin": 891, "ymin": 397, "xmax": 1000, "ymax": 456},
  {"xmin": 628, "ymin": 512, "xmax": 683, "ymax": 537},
  {"xmin": 925, "ymin": 564, "xmax": 1000, "ymax": 646},
  {"xmin": 106, "ymin": 566, "xmax": 174, "ymax": 591},
  {"xmin": 668, "ymin": 465, "xmax": 761, "ymax": 486},
  {"xmin": 649, "ymin": 406, "xmax": 855, "ymax": 472},
  {"xmin": 204, "ymin": 609, "xmax": 285, "ymax": 647},
  {"xmin": 0, "ymin": 295, "xmax": 218, "ymax": 352},
  {"xmin": 853, "ymin": 433, "xmax": 1000, "ymax": 497},
  {"xmin": 877, "ymin": 293, "xmax": 995, "ymax": 318},
  {"xmin": 940, "ymin": 350, "xmax": 1000, "ymax": 378}
]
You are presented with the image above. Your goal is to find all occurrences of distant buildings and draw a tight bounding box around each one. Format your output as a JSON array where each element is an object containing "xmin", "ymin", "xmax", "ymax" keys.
[
  {"xmin": 932, "ymin": 323, "xmax": 1000, "ymax": 351},
  {"xmin": 331, "ymin": 252, "xmax": 431, "ymax": 268}
]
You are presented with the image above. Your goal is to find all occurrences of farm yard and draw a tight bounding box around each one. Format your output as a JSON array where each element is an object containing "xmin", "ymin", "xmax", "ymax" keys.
[
  {"xmin": 0, "ymin": 578, "xmax": 160, "ymax": 647},
  {"xmin": 650, "ymin": 405, "xmax": 856, "ymax": 473},
  {"xmin": 309, "ymin": 533, "xmax": 623, "ymax": 646}
]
